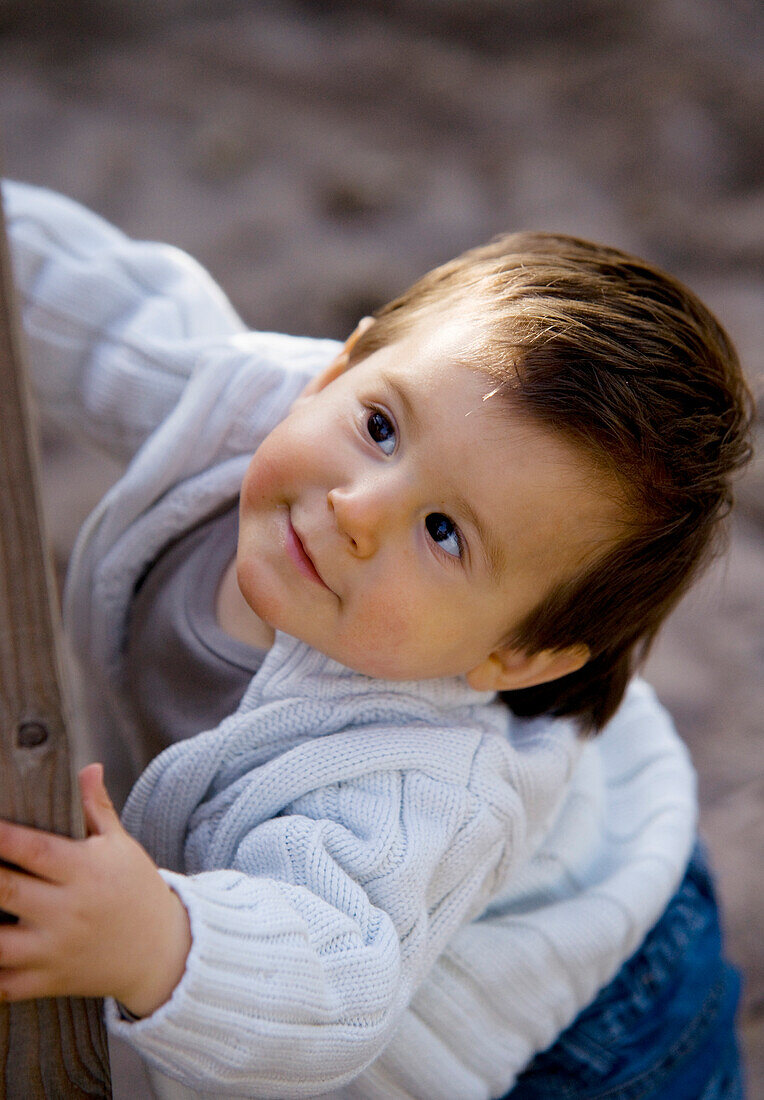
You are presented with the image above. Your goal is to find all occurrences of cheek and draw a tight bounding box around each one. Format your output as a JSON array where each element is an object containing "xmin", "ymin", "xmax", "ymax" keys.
[
  {"xmin": 241, "ymin": 427, "xmax": 294, "ymax": 509},
  {"xmin": 342, "ymin": 588, "xmax": 414, "ymax": 676}
]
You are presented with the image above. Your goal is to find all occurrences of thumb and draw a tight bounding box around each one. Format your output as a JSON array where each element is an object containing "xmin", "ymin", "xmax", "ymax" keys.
[{"xmin": 79, "ymin": 763, "xmax": 120, "ymax": 836}]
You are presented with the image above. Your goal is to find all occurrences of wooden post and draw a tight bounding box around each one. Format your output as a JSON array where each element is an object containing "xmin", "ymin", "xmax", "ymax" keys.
[{"xmin": 0, "ymin": 190, "xmax": 112, "ymax": 1097}]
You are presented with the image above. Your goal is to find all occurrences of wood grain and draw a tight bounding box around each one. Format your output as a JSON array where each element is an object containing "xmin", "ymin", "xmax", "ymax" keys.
[{"xmin": 0, "ymin": 192, "xmax": 112, "ymax": 1095}]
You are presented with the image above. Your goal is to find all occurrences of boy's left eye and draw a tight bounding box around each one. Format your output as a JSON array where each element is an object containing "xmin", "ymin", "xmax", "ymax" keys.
[
  {"xmin": 426, "ymin": 513, "xmax": 462, "ymax": 559},
  {"xmin": 366, "ymin": 409, "xmax": 397, "ymax": 455}
]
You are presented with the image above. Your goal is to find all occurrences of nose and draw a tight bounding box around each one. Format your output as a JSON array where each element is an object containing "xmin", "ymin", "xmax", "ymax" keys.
[{"xmin": 328, "ymin": 477, "xmax": 401, "ymax": 558}]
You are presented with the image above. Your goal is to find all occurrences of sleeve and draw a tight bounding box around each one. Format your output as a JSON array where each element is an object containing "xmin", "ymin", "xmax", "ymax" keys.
[
  {"xmin": 2, "ymin": 180, "xmax": 333, "ymax": 462},
  {"xmin": 106, "ymin": 743, "xmax": 515, "ymax": 1097}
]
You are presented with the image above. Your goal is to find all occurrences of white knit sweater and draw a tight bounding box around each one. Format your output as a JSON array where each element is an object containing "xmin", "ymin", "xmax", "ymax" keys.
[{"xmin": 4, "ymin": 181, "xmax": 697, "ymax": 1100}]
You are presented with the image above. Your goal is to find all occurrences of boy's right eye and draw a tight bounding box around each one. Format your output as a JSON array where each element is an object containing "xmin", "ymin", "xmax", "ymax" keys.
[{"xmin": 366, "ymin": 409, "xmax": 397, "ymax": 455}]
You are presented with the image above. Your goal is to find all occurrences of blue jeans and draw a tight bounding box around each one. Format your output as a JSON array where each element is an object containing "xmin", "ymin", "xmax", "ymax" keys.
[{"xmin": 504, "ymin": 845, "xmax": 744, "ymax": 1099}]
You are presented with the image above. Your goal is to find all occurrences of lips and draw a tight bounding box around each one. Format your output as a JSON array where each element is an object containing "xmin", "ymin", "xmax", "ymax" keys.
[{"xmin": 286, "ymin": 516, "xmax": 330, "ymax": 590}]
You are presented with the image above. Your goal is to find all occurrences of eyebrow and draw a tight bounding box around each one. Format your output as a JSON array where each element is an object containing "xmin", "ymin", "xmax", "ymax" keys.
[
  {"xmin": 380, "ymin": 373, "xmax": 419, "ymax": 441},
  {"xmin": 382, "ymin": 373, "xmax": 506, "ymax": 583},
  {"xmin": 457, "ymin": 495, "xmax": 506, "ymax": 583}
]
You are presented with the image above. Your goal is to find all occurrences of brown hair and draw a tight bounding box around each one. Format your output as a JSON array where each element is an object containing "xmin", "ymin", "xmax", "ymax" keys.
[{"xmin": 349, "ymin": 233, "xmax": 755, "ymax": 734}]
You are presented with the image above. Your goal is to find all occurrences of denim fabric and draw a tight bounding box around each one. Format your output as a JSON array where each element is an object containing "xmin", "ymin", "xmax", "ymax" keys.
[{"xmin": 504, "ymin": 845, "xmax": 744, "ymax": 1099}]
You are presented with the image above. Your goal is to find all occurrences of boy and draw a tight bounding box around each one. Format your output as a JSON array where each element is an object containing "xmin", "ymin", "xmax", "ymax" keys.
[{"xmin": 0, "ymin": 181, "xmax": 751, "ymax": 1098}]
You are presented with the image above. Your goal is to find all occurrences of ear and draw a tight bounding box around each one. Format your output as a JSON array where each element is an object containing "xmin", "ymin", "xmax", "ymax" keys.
[
  {"xmin": 296, "ymin": 316, "xmax": 375, "ymax": 402},
  {"xmin": 465, "ymin": 643, "xmax": 590, "ymax": 693}
]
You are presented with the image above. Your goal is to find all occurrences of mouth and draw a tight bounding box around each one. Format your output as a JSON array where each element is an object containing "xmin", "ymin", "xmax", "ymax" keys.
[{"xmin": 286, "ymin": 515, "xmax": 331, "ymax": 590}]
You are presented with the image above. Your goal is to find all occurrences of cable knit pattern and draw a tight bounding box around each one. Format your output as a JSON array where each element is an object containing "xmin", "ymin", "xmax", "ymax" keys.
[
  {"xmin": 114, "ymin": 631, "xmax": 580, "ymax": 1095},
  {"xmin": 3, "ymin": 180, "xmax": 697, "ymax": 1099}
]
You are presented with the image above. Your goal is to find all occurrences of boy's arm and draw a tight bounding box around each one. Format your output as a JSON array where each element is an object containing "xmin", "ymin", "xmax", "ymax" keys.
[{"xmin": 3, "ymin": 181, "xmax": 337, "ymax": 461}]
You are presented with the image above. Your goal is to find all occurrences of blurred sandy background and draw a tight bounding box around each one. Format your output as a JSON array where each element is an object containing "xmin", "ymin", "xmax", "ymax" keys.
[{"xmin": 0, "ymin": 1, "xmax": 761, "ymax": 1093}]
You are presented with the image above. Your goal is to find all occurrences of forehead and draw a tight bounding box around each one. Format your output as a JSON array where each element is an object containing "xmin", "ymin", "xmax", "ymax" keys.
[{"xmin": 362, "ymin": 320, "xmax": 625, "ymax": 595}]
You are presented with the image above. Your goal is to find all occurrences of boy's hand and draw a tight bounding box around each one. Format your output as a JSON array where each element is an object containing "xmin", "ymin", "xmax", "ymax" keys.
[{"xmin": 0, "ymin": 764, "xmax": 191, "ymax": 1018}]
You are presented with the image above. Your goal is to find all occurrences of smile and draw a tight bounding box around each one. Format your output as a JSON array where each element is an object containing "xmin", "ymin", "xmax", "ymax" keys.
[{"xmin": 286, "ymin": 516, "xmax": 331, "ymax": 590}]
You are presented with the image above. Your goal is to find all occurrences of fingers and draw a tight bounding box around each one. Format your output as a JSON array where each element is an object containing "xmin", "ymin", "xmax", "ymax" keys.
[
  {"xmin": 79, "ymin": 763, "xmax": 120, "ymax": 837},
  {"xmin": 0, "ymin": 819, "xmax": 71, "ymax": 884},
  {"xmin": 0, "ymin": 863, "xmax": 55, "ymax": 923},
  {"xmin": 0, "ymin": 925, "xmax": 43, "ymax": 970},
  {"xmin": 0, "ymin": 966, "xmax": 59, "ymax": 1004},
  {"xmin": 0, "ymin": 924, "xmax": 62, "ymax": 1004}
]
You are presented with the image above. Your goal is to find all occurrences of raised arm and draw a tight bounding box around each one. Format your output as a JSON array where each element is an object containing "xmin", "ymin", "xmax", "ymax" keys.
[
  {"xmin": 3, "ymin": 181, "xmax": 337, "ymax": 462},
  {"xmin": 3, "ymin": 180, "xmax": 249, "ymax": 459}
]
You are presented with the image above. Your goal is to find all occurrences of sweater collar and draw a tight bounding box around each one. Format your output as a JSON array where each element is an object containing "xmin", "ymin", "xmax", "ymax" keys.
[{"xmin": 241, "ymin": 630, "xmax": 498, "ymax": 718}]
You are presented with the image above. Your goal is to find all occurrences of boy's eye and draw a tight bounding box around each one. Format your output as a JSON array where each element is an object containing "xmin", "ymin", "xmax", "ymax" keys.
[
  {"xmin": 426, "ymin": 513, "xmax": 462, "ymax": 559},
  {"xmin": 367, "ymin": 409, "xmax": 396, "ymax": 455}
]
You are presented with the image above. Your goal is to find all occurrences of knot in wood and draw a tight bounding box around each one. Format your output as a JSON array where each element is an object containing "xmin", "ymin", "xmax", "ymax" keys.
[{"xmin": 16, "ymin": 721, "xmax": 49, "ymax": 748}]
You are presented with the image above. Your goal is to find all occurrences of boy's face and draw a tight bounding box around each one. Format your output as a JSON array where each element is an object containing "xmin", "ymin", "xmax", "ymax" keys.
[{"xmin": 237, "ymin": 318, "xmax": 624, "ymax": 687}]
